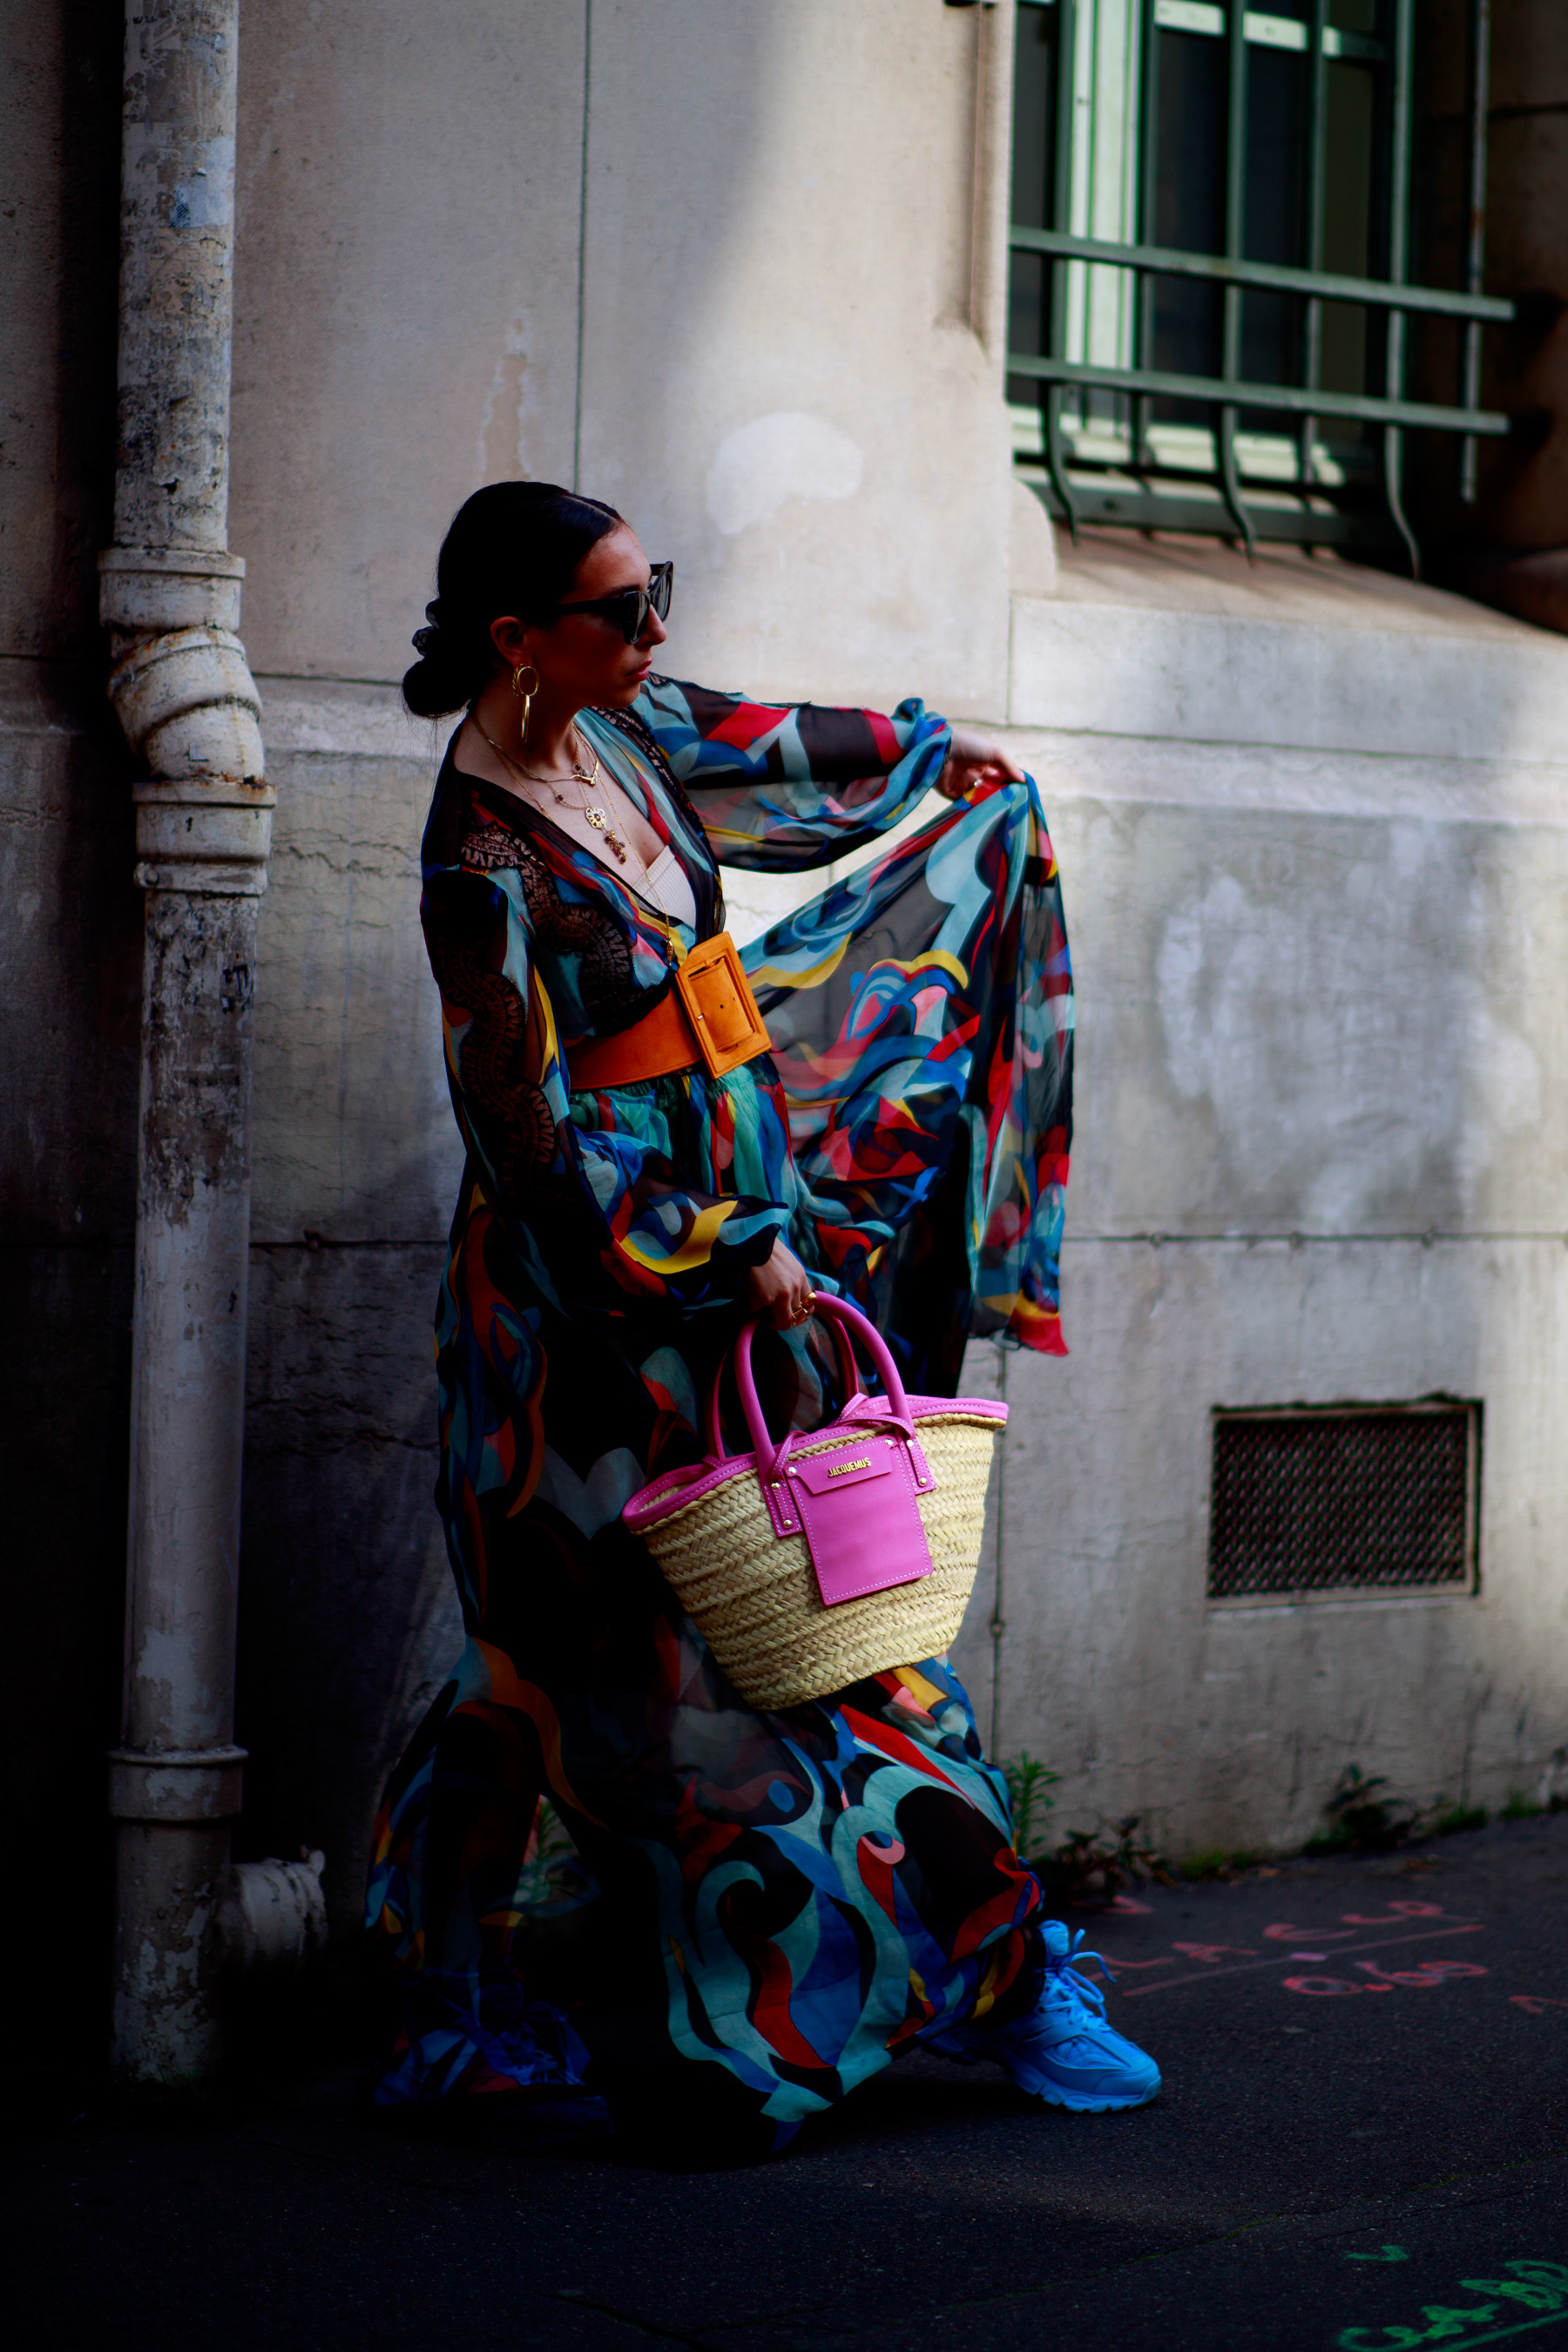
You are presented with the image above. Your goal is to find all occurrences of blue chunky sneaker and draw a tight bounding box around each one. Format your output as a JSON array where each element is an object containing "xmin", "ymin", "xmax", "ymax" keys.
[{"xmin": 927, "ymin": 1920, "xmax": 1160, "ymax": 2112}]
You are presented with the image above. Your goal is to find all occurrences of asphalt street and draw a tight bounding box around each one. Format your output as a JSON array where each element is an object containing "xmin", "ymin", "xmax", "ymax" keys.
[{"xmin": 9, "ymin": 1812, "xmax": 1568, "ymax": 2352}]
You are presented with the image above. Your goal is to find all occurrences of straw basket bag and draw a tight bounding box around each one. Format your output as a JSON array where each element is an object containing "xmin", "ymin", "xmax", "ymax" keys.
[{"xmin": 622, "ymin": 1294, "xmax": 1005, "ymax": 1710}]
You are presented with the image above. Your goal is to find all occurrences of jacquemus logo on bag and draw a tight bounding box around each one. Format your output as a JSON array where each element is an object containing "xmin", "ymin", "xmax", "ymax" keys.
[{"xmin": 828, "ymin": 1456, "xmax": 873, "ymax": 1477}]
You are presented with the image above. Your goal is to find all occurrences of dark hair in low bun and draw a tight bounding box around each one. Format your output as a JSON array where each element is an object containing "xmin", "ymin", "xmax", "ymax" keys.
[{"xmin": 402, "ymin": 480, "xmax": 623, "ymax": 718}]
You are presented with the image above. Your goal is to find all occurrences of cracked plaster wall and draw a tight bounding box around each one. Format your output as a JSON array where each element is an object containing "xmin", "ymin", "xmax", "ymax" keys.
[
  {"xmin": 950, "ymin": 784, "xmax": 1568, "ymax": 1853},
  {"xmin": 218, "ymin": 0, "xmax": 1010, "ymax": 1935},
  {"xmin": 233, "ymin": 714, "xmax": 464, "ymax": 1921},
  {"xmin": 7, "ymin": 0, "xmax": 1007, "ymax": 1965},
  {"xmin": 942, "ymin": 537, "xmax": 1568, "ymax": 1852}
]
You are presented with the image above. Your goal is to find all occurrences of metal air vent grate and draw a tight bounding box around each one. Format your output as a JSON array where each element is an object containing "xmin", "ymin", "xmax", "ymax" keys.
[{"xmin": 1207, "ymin": 1402, "xmax": 1478, "ymax": 1605}]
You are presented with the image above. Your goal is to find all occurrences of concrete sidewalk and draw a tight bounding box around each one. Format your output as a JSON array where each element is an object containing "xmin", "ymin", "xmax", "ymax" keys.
[{"xmin": 10, "ymin": 1813, "xmax": 1568, "ymax": 2352}]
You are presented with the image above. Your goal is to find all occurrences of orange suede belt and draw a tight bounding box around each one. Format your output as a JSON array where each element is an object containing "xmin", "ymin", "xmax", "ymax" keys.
[{"xmin": 569, "ymin": 930, "xmax": 772, "ymax": 1091}]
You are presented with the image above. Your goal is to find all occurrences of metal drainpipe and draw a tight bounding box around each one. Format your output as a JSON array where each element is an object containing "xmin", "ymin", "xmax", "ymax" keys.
[{"xmin": 98, "ymin": 0, "xmax": 276, "ymax": 2087}]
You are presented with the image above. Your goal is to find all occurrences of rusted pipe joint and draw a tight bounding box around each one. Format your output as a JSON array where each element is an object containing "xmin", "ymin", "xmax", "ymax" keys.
[
  {"xmin": 108, "ymin": 1743, "xmax": 248, "ymax": 1822},
  {"xmin": 220, "ymin": 1854, "xmax": 328, "ymax": 1974},
  {"xmin": 108, "ymin": 622, "xmax": 264, "ymax": 786},
  {"xmin": 132, "ymin": 776, "xmax": 275, "ymax": 896},
  {"xmin": 99, "ymin": 546, "xmax": 247, "ymax": 636}
]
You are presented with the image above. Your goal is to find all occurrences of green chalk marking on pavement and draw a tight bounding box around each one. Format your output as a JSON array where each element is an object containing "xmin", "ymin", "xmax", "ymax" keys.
[{"xmin": 1336, "ymin": 2261, "xmax": 1568, "ymax": 2350}]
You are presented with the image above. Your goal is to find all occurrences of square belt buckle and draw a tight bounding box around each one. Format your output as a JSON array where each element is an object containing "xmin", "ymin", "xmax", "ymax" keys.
[{"xmin": 675, "ymin": 931, "xmax": 771, "ymax": 1078}]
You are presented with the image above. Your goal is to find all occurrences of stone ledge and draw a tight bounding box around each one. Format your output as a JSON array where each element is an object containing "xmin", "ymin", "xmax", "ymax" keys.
[
  {"xmin": 1047, "ymin": 529, "xmax": 1538, "ymax": 635},
  {"xmin": 1004, "ymin": 728, "xmax": 1568, "ymax": 828},
  {"xmin": 1012, "ymin": 531, "xmax": 1568, "ymax": 761}
]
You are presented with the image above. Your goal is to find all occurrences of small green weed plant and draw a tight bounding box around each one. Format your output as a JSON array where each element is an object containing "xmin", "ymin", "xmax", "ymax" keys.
[
  {"xmin": 1500, "ymin": 1788, "xmax": 1562, "ymax": 1821},
  {"xmin": 1003, "ymin": 1754, "xmax": 1173, "ymax": 1906},
  {"xmin": 1002, "ymin": 1754, "xmax": 1061, "ymax": 1858},
  {"xmin": 1431, "ymin": 1801, "xmax": 1490, "ymax": 1837},
  {"xmin": 1297, "ymin": 1764, "xmax": 1568, "ymax": 1855},
  {"xmin": 1304, "ymin": 1764, "xmax": 1416, "ymax": 1856},
  {"xmin": 1182, "ymin": 1848, "xmax": 1260, "ymax": 1882}
]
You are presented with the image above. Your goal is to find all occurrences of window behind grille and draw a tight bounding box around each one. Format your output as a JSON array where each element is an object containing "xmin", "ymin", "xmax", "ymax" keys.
[{"xmin": 1005, "ymin": 0, "xmax": 1511, "ymax": 566}]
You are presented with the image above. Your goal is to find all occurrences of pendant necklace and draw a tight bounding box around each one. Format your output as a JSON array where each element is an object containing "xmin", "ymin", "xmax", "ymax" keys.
[
  {"xmin": 474, "ymin": 714, "xmax": 681, "ymax": 950},
  {"xmin": 571, "ymin": 772, "xmax": 629, "ymax": 863},
  {"xmin": 476, "ymin": 720, "xmax": 631, "ymax": 862}
]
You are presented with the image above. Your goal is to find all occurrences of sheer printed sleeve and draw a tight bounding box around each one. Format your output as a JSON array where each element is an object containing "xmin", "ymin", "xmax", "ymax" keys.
[
  {"xmin": 634, "ymin": 675, "xmax": 952, "ymax": 874},
  {"xmin": 422, "ymin": 864, "xmax": 787, "ymax": 1315}
]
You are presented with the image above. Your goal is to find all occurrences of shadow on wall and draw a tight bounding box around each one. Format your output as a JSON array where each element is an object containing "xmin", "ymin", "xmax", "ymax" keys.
[
  {"xmin": 224, "ymin": 3, "xmax": 781, "ymax": 1941},
  {"xmin": 235, "ymin": 1239, "xmax": 462, "ymax": 1942}
]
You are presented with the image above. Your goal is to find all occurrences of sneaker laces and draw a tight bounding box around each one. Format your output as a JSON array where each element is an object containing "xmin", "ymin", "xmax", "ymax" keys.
[{"xmin": 1038, "ymin": 1926, "xmax": 1115, "ymax": 2033}]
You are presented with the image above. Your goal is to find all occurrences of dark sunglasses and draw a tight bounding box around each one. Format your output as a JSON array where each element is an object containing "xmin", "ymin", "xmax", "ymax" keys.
[{"xmin": 556, "ymin": 561, "xmax": 673, "ymax": 645}]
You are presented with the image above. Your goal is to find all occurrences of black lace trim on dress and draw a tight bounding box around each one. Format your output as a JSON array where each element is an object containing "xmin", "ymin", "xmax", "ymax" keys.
[{"xmin": 459, "ymin": 820, "xmax": 639, "ymax": 1030}]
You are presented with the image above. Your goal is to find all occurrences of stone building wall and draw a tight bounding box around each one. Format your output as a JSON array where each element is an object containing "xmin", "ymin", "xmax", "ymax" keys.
[
  {"xmin": 951, "ymin": 532, "xmax": 1568, "ymax": 1852},
  {"xmin": 4, "ymin": 0, "xmax": 1567, "ymax": 2024},
  {"xmin": 169, "ymin": 0, "xmax": 1017, "ymax": 1935}
]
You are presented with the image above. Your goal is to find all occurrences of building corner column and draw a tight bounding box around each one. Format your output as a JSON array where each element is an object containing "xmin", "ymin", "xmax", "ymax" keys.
[
  {"xmin": 970, "ymin": 0, "xmax": 1017, "ymax": 374},
  {"xmin": 102, "ymin": 0, "xmax": 271, "ymax": 2087}
]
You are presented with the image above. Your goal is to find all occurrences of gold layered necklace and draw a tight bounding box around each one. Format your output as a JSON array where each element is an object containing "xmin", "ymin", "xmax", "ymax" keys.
[
  {"xmin": 475, "ymin": 715, "xmax": 679, "ymax": 939},
  {"xmin": 476, "ymin": 720, "xmax": 634, "ymax": 863}
]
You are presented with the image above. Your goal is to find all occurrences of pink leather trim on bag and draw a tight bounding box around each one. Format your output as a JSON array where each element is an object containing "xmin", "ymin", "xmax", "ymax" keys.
[
  {"xmin": 621, "ymin": 1453, "xmax": 753, "ymax": 1531},
  {"xmin": 751, "ymin": 1301, "xmax": 934, "ymax": 1602},
  {"xmin": 621, "ymin": 1395, "xmax": 1004, "ymax": 1540},
  {"xmin": 783, "ymin": 1427, "xmax": 933, "ymax": 1605},
  {"xmin": 623, "ymin": 1294, "xmax": 1004, "ymax": 1611}
]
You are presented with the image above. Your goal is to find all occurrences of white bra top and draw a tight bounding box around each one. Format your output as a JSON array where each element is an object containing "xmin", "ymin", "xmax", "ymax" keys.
[
  {"xmin": 594, "ymin": 732, "xmax": 700, "ymax": 931},
  {"xmin": 640, "ymin": 841, "xmax": 698, "ymax": 932}
]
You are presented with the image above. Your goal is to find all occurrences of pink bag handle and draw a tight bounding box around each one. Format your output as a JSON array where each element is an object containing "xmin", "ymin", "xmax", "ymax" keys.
[
  {"xmin": 716, "ymin": 1294, "xmax": 917, "ymax": 1483},
  {"xmin": 701, "ymin": 1295, "xmax": 863, "ymax": 1461}
]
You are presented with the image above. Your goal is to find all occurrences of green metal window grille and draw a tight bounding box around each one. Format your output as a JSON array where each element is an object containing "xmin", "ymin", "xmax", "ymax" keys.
[{"xmin": 1007, "ymin": 0, "xmax": 1512, "ymax": 566}]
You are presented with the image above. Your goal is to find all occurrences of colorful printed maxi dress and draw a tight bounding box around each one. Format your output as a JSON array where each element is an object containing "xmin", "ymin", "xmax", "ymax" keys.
[{"xmin": 367, "ymin": 676, "xmax": 1075, "ymax": 2152}]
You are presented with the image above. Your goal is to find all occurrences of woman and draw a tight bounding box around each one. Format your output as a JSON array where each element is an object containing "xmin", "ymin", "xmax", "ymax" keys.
[{"xmin": 368, "ymin": 480, "xmax": 1158, "ymax": 2158}]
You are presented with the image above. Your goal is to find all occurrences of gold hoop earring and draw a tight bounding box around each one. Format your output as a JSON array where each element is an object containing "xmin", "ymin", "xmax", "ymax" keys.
[{"xmin": 511, "ymin": 662, "xmax": 541, "ymax": 747}]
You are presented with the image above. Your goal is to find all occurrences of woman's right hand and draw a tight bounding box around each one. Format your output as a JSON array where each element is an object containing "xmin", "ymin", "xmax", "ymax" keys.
[
  {"xmin": 936, "ymin": 728, "xmax": 1027, "ymax": 801},
  {"xmin": 745, "ymin": 1237, "xmax": 816, "ymax": 1330}
]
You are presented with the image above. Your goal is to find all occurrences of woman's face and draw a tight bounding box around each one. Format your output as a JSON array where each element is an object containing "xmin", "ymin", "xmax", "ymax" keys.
[{"xmin": 490, "ymin": 524, "xmax": 668, "ymax": 712}]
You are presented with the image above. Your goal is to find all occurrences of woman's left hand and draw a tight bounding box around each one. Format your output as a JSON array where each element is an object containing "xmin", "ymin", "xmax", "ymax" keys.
[
  {"xmin": 935, "ymin": 728, "xmax": 1028, "ymax": 802},
  {"xmin": 744, "ymin": 1236, "xmax": 817, "ymax": 1331}
]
